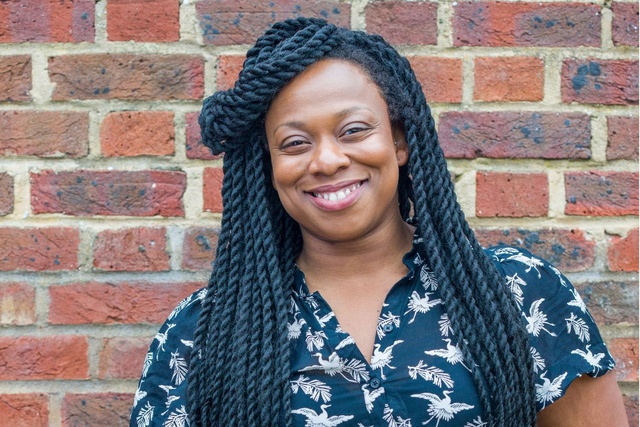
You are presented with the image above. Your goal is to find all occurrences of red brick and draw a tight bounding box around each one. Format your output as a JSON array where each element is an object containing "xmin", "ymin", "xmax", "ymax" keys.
[
  {"xmin": 0, "ymin": 394, "xmax": 48, "ymax": 427},
  {"xmin": 99, "ymin": 337, "xmax": 150, "ymax": 379},
  {"xmin": 183, "ymin": 227, "xmax": 219, "ymax": 270},
  {"xmin": 624, "ymin": 394, "xmax": 639, "ymax": 427},
  {"xmin": 439, "ymin": 112, "xmax": 591, "ymax": 159},
  {"xmin": 49, "ymin": 54, "xmax": 204, "ymax": 101},
  {"xmin": 565, "ymin": 171, "xmax": 639, "ymax": 216},
  {"xmin": 365, "ymin": 2, "xmax": 438, "ymax": 45},
  {"xmin": 612, "ymin": 2, "xmax": 639, "ymax": 47},
  {"xmin": 476, "ymin": 228, "xmax": 595, "ymax": 272},
  {"xmin": 31, "ymin": 170, "xmax": 186, "ymax": 217},
  {"xmin": 93, "ymin": 228, "xmax": 169, "ymax": 272},
  {"xmin": 217, "ymin": 55, "xmax": 244, "ymax": 91},
  {"xmin": 0, "ymin": 111, "xmax": 89, "ymax": 158},
  {"xmin": 562, "ymin": 59, "xmax": 639, "ymax": 105},
  {"xmin": 197, "ymin": 0, "xmax": 350, "ymax": 45},
  {"xmin": 203, "ymin": 167, "xmax": 224, "ymax": 213},
  {"xmin": 0, "ymin": 227, "xmax": 79, "ymax": 272},
  {"xmin": 0, "ymin": 56, "xmax": 31, "ymax": 101},
  {"xmin": 0, "ymin": 173, "xmax": 13, "ymax": 216},
  {"xmin": 474, "ymin": 56, "xmax": 544, "ymax": 102},
  {"xmin": 107, "ymin": 0, "xmax": 179, "ymax": 42},
  {"xmin": 575, "ymin": 280, "xmax": 638, "ymax": 326},
  {"xmin": 607, "ymin": 116, "xmax": 639, "ymax": 161},
  {"xmin": 49, "ymin": 282, "xmax": 203, "ymax": 324},
  {"xmin": 476, "ymin": 172, "xmax": 548, "ymax": 217},
  {"xmin": 0, "ymin": 283, "xmax": 36, "ymax": 325},
  {"xmin": 453, "ymin": 2, "xmax": 600, "ymax": 47},
  {"xmin": 0, "ymin": 0, "xmax": 94, "ymax": 43},
  {"xmin": 186, "ymin": 111, "xmax": 221, "ymax": 160},
  {"xmin": 0, "ymin": 336, "xmax": 88, "ymax": 380},
  {"xmin": 101, "ymin": 111, "xmax": 175, "ymax": 157},
  {"xmin": 608, "ymin": 338, "xmax": 638, "ymax": 382},
  {"xmin": 408, "ymin": 57, "xmax": 463, "ymax": 103},
  {"xmin": 608, "ymin": 228, "xmax": 639, "ymax": 272},
  {"xmin": 62, "ymin": 393, "xmax": 132, "ymax": 427}
]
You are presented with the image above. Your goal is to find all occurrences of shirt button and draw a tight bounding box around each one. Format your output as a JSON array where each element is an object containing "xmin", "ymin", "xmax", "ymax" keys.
[
  {"xmin": 369, "ymin": 378, "xmax": 381, "ymax": 389},
  {"xmin": 382, "ymin": 323, "xmax": 394, "ymax": 333}
]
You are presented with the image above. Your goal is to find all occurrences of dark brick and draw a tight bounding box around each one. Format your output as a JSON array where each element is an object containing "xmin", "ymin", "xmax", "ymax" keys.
[
  {"xmin": 365, "ymin": 1, "xmax": 438, "ymax": 45},
  {"xmin": 612, "ymin": 2, "xmax": 639, "ymax": 47},
  {"xmin": 476, "ymin": 228, "xmax": 596, "ymax": 272},
  {"xmin": 562, "ymin": 59, "xmax": 639, "ymax": 105},
  {"xmin": 623, "ymin": 393, "xmax": 639, "ymax": 427},
  {"xmin": 0, "ymin": 173, "xmax": 13, "ymax": 216},
  {"xmin": 186, "ymin": 111, "xmax": 220, "ymax": 160},
  {"xmin": 182, "ymin": 227, "xmax": 219, "ymax": 270},
  {"xmin": 575, "ymin": 280, "xmax": 638, "ymax": 326},
  {"xmin": 439, "ymin": 112, "xmax": 591, "ymax": 159},
  {"xmin": 0, "ymin": 56, "xmax": 31, "ymax": 101},
  {"xmin": 99, "ymin": 338, "xmax": 150, "ymax": 379},
  {"xmin": 49, "ymin": 54, "xmax": 204, "ymax": 101},
  {"xmin": 93, "ymin": 228, "xmax": 169, "ymax": 272},
  {"xmin": 565, "ymin": 171, "xmax": 639, "ymax": 216},
  {"xmin": 607, "ymin": 116, "xmax": 639, "ymax": 161},
  {"xmin": 196, "ymin": 0, "xmax": 350, "ymax": 45},
  {"xmin": 31, "ymin": 170, "xmax": 186, "ymax": 217},
  {"xmin": 62, "ymin": 393, "xmax": 131, "ymax": 427},
  {"xmin": 0, "ymin": 227, "xmax": 79, "ymax": 272},
  {"xmin": 608, "ymin": 228, "xmax": 639, "ymax": 272}
]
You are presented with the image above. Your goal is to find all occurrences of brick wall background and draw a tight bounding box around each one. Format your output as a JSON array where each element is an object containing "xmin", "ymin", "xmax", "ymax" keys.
[{"xmin": 0, "ymin": 0, "xmax": 637, "ymax": 425}]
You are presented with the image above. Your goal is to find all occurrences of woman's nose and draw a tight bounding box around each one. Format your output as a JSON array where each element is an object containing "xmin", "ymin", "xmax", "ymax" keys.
[{"xmin": 308, "ymin": 138, "xmax": 351, "ymax": 175}]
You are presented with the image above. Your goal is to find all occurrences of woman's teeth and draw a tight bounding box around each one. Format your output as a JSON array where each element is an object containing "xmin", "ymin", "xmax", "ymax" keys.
[{"xmin": 313, "ymin": 182, "xmax": 361, "ymax": 201}]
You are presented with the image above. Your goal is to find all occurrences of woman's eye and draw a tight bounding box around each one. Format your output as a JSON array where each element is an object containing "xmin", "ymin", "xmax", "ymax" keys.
[
  {"xmin": 343, "ymin": 126, "xmax": 368, "ymax": 136},
  {"xmin": 281, "ymin": 139, "xmax": 308, "ymax": 151}
]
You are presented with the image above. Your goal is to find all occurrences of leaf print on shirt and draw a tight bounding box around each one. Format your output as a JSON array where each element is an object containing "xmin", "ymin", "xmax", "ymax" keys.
[
  {"xmin": 154, "ymin": 323, "xmax": 175, "ymax": 360},
  {"xmin": 405, "ymin": 291, "xmax": 441, "ymax": 324},
  {"xmin": 438, "ymin": 314, "xmax": 452, "ymax": 337},
  {"xmin": 301, "ymin": 352, "xmax": 370, "ymax": 383},
  {"xmin": 142, "ymin": 352, "xmax": 153, "ymax": 377},
  {"xmin": 505, "ymin": 272, "xmax": 527, "ymax": 307},
  {"xmin": 306, "ymin": 329, "xmax": 328, "ymax": 351},
  {"xmin": 408, "ymin": 360, "xmax": 454, "ymax": 388},
  {"xmin": 377, "ymin": 311, "xmax": 400, "ymax": 340},
  {"xmin": 371, "ymin": 340, "xmax": 404, "ymax": 379},
  {"xmin": 567, "ymin": 287, "xmax": 588, "ymax": 314},
  {"xmin": 425, "ymin": 339, "xmax": 470, "ymax": 370},
  {"xmin": 163, "ymin": 405, "xmax": 189, "ymax": 427},
  {"xmin": 565, "ymin": 312, "xmax": 591, "ymax": 342},
  {"xmin": 411, "ymin": 391, "xmax": 474, "ymax": 427},
  {"xmin": 169, "ymin": 350, "xmax": 188, "ymax": 385},
  {"xmin": 383, "ymin": 404, "xmax": 413, "ymax": 427},
  {"xmin": 536, "ymin": 371, "xmax": 568, "ymax": 408},
  {"xmin": 523, "ymin": 299, "xmax": 557, "ymax": 337},
  {"xmin": 464, "ymin": 416, "xmax": 487, "ymax": 427},
  {"xmin": 136, "ymin": 401, "xmax": 155, "ymax": 427},
  {"xmin": 291, "ymin": 375, "xmax": 332, "ymax": 403},
  {"xmin": 291, "ymin": 404, "xmax": 354, "ymax": 426},
  {"xmin": 134, "ymin": 380, "xmax": 147, "ymax": 407},
  {"xmin": 420, "ymin": 265, "xmax": 438, "ymax": 291},
  {"xmin": 362, "ymin": 383, "xmax": 385, "ymax": 413},
  {"xmin": 571, "ymin": 344, "xmax": 606, "ymax": 374}
]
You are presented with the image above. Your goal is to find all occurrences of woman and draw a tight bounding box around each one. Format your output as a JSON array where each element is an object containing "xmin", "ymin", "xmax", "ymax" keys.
[{"xmin": 130, "ymin": 18, "xmax": 627, "ymax": 427}]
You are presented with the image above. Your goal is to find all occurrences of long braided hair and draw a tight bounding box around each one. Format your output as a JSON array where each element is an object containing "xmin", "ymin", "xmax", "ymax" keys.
[{"xmin": 189, "ymin": 17, "xmax": 536, "ymax": 427}]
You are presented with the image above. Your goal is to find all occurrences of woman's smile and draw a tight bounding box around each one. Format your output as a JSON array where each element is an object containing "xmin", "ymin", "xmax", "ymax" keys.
[{"xmin": 306, "ymin": 179, "xmax": 366, "ymax": 211}]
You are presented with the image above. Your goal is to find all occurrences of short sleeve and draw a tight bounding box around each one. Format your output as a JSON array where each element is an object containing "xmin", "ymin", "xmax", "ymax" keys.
[
  {"xmin": 487, "ymin": 246, "xmax": 615, "ymax": 411},
  {"xmin": 129, "ymin": 288, "xmax": 207, "ymax": 427}
]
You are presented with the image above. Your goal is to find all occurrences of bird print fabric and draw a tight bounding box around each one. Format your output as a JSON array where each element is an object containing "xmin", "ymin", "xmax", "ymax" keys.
[{"xmin": 130, "ymin": 238, "xmax": 614, "ymax": 427}]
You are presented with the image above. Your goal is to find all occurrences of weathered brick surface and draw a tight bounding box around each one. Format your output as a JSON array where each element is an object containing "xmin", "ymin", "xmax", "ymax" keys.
[
  {"xmin": 196, "ymin": 0, "xmax": 350, "ymax": 45},
  {"xmin": 0, "ymin": 173, "xmax": 13, "ymax": 216},
  {"xmin": 438, "ymin": 112, "xmax": 591, "ymax": 159},
  {"xmin": 476, "ymin": 172, "xmax": 548, "ymax": 217},
  {"xmin": 408, "ymin": 57, "xmax": 463, "ymax": 103},
  {"xmin": 0, "ymin": 394, "xmax": 48, "ymax": 427},
  {"xmin": 565, "ymin": 171, "xmax": 639, "ymax": 216},
  {"xmin": 93, "ymin": 228, "xmax": 169, "ymax": 272},
  {"xmin": 608, "ymin": 228, "xmax": 639, "ymax": 272},
  {"xmin": 607, "ymin": 116, "xmax": 639, "ymax": 161},
  {"xmin": 186, "ymin": 111, "xmax": 220, "ymax": 160},
  {"xmin": 216, "ymin": 55, "xmax": 244, "ymax": 91},
  {"xmin": 0, "ymin": 336, "xmax": 88, "ymax": 380},
  {"xmin": 0, "ymin": 227, "xmax": 79, "ymax": 271},
  {"xmin": 0, "ymin": 56, "xmax": 31, "ymax": 101},
  {"xmin": 612, "ymin": 2, "xmax": 639, "ymax": 47},
  {"xmin": 62, "ymin": 393, "xmax": 132, "ymax": 427},
  {"xmin": 31, "ymin": 170, "xmax": 186, "ymax": 217},
  {"xmin": 49, "ymin": 282, "xmax": 203, "ymax": 324},
  {"xmin": 183, "ymin": 227, "xmax": 219, "ymax": 270},
  {"xmin": 453, "ymin": 2, "xmax": 600, "ymax": 47},
  {"xmin": 562, "ymin": 59, "xmax": 639, "ymax": 105},
  {"xmin": 203, "ymin": 167, "xmax": 224, "ymax": 213},
  {"xmin": 575, "ymin": 280, "xmax": 638, "ymax": 326},
  {"xmin": 101, "ymin": 111, "xmax": 175, "ymax": 157},
  {"xmin": 474, "ymin": 56, "xmax": 544, "ymax": 102},
  {"xmin": 0, "ymin": 283, "xmax": 36, "ymax": 325},
  {"xmin": 0, "ymin": 0, "xmax": 94, "ymax": 43},
  {"xmin": 624, "ymin": 394, "xmax": 639, "ymax": 427},
  {"xmin": 365, "ymin": 2, "xmax": 438, "ymax": 45},
  {"xmin": 475, "ymin": 228, "xmax": 595, "ymax": 272},
  {"xmin": 608, "ymin": 337, "xmax": 638, "ymax": 382},
  {"xmin": 0, "ymin": 111, "xmax": 89, "ymax": 158},
  {"xmin": 99, "ymin": 337, "xmax": 150, "ymax": 379},
  {"xmin": 107, "ymin": 0, "xmax": 179, "ymax": 42},
  {"xmin": 49, "ymin": 54, "xmax": 204, "ymax": 101}
]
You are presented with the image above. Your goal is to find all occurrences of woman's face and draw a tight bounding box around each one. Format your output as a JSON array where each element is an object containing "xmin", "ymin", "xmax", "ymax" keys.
[{"xmin": 265, "ymin": 59, "xmax": 408, "ymax": 243}]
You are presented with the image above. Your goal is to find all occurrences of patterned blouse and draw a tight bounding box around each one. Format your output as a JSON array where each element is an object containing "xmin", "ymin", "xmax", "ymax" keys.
[{"xmin": 130, "ymin": 236, "xmax": 614, "ymax": 427}]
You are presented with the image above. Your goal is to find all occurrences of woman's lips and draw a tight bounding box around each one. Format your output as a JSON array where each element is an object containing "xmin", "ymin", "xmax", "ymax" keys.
[{"xmin": 306, "ymin": 180, "xmax": 366, "ymax": 211}]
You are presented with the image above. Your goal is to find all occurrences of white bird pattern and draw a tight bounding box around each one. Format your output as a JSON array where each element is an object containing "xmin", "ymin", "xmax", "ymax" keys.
[
  {"xmin": 536, "ymin": 371, "xmax": 568, "ymax": 408},
  {"xmin": 411, "ymin": 390, "xmax": 474, "ymax": 426},
  {"xmin": 292, "ymin": 404, "xmax": 354, "ymax": 427}
]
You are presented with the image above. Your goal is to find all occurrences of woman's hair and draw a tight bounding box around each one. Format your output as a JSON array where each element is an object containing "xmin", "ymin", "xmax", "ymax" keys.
[{"xmin": 189, "ymin": 17, "xmax": 536, "ymax": 426}]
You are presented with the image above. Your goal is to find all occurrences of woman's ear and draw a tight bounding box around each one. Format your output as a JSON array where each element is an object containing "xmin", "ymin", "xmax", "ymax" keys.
[{"xmin": 392, "ymin": 127, "xmax": 409, "ymax": 166}]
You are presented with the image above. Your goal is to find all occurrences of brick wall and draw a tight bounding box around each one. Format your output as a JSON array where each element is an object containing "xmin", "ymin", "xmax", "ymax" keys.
[{"xmin": 0, "ymin": 1, "xmax": 637, "ymax": 425}]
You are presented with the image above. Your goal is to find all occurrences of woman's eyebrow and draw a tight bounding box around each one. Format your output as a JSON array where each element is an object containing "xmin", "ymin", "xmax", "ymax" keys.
[{"xmin": 272, "ymin": 106, "xmax": 375, "ymax": 134}]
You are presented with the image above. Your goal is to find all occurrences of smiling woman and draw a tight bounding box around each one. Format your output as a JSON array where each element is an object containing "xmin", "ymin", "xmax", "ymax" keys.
[{"xmin": 129, "ymin": 17, "xmax": 628, "ymax": 427}]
